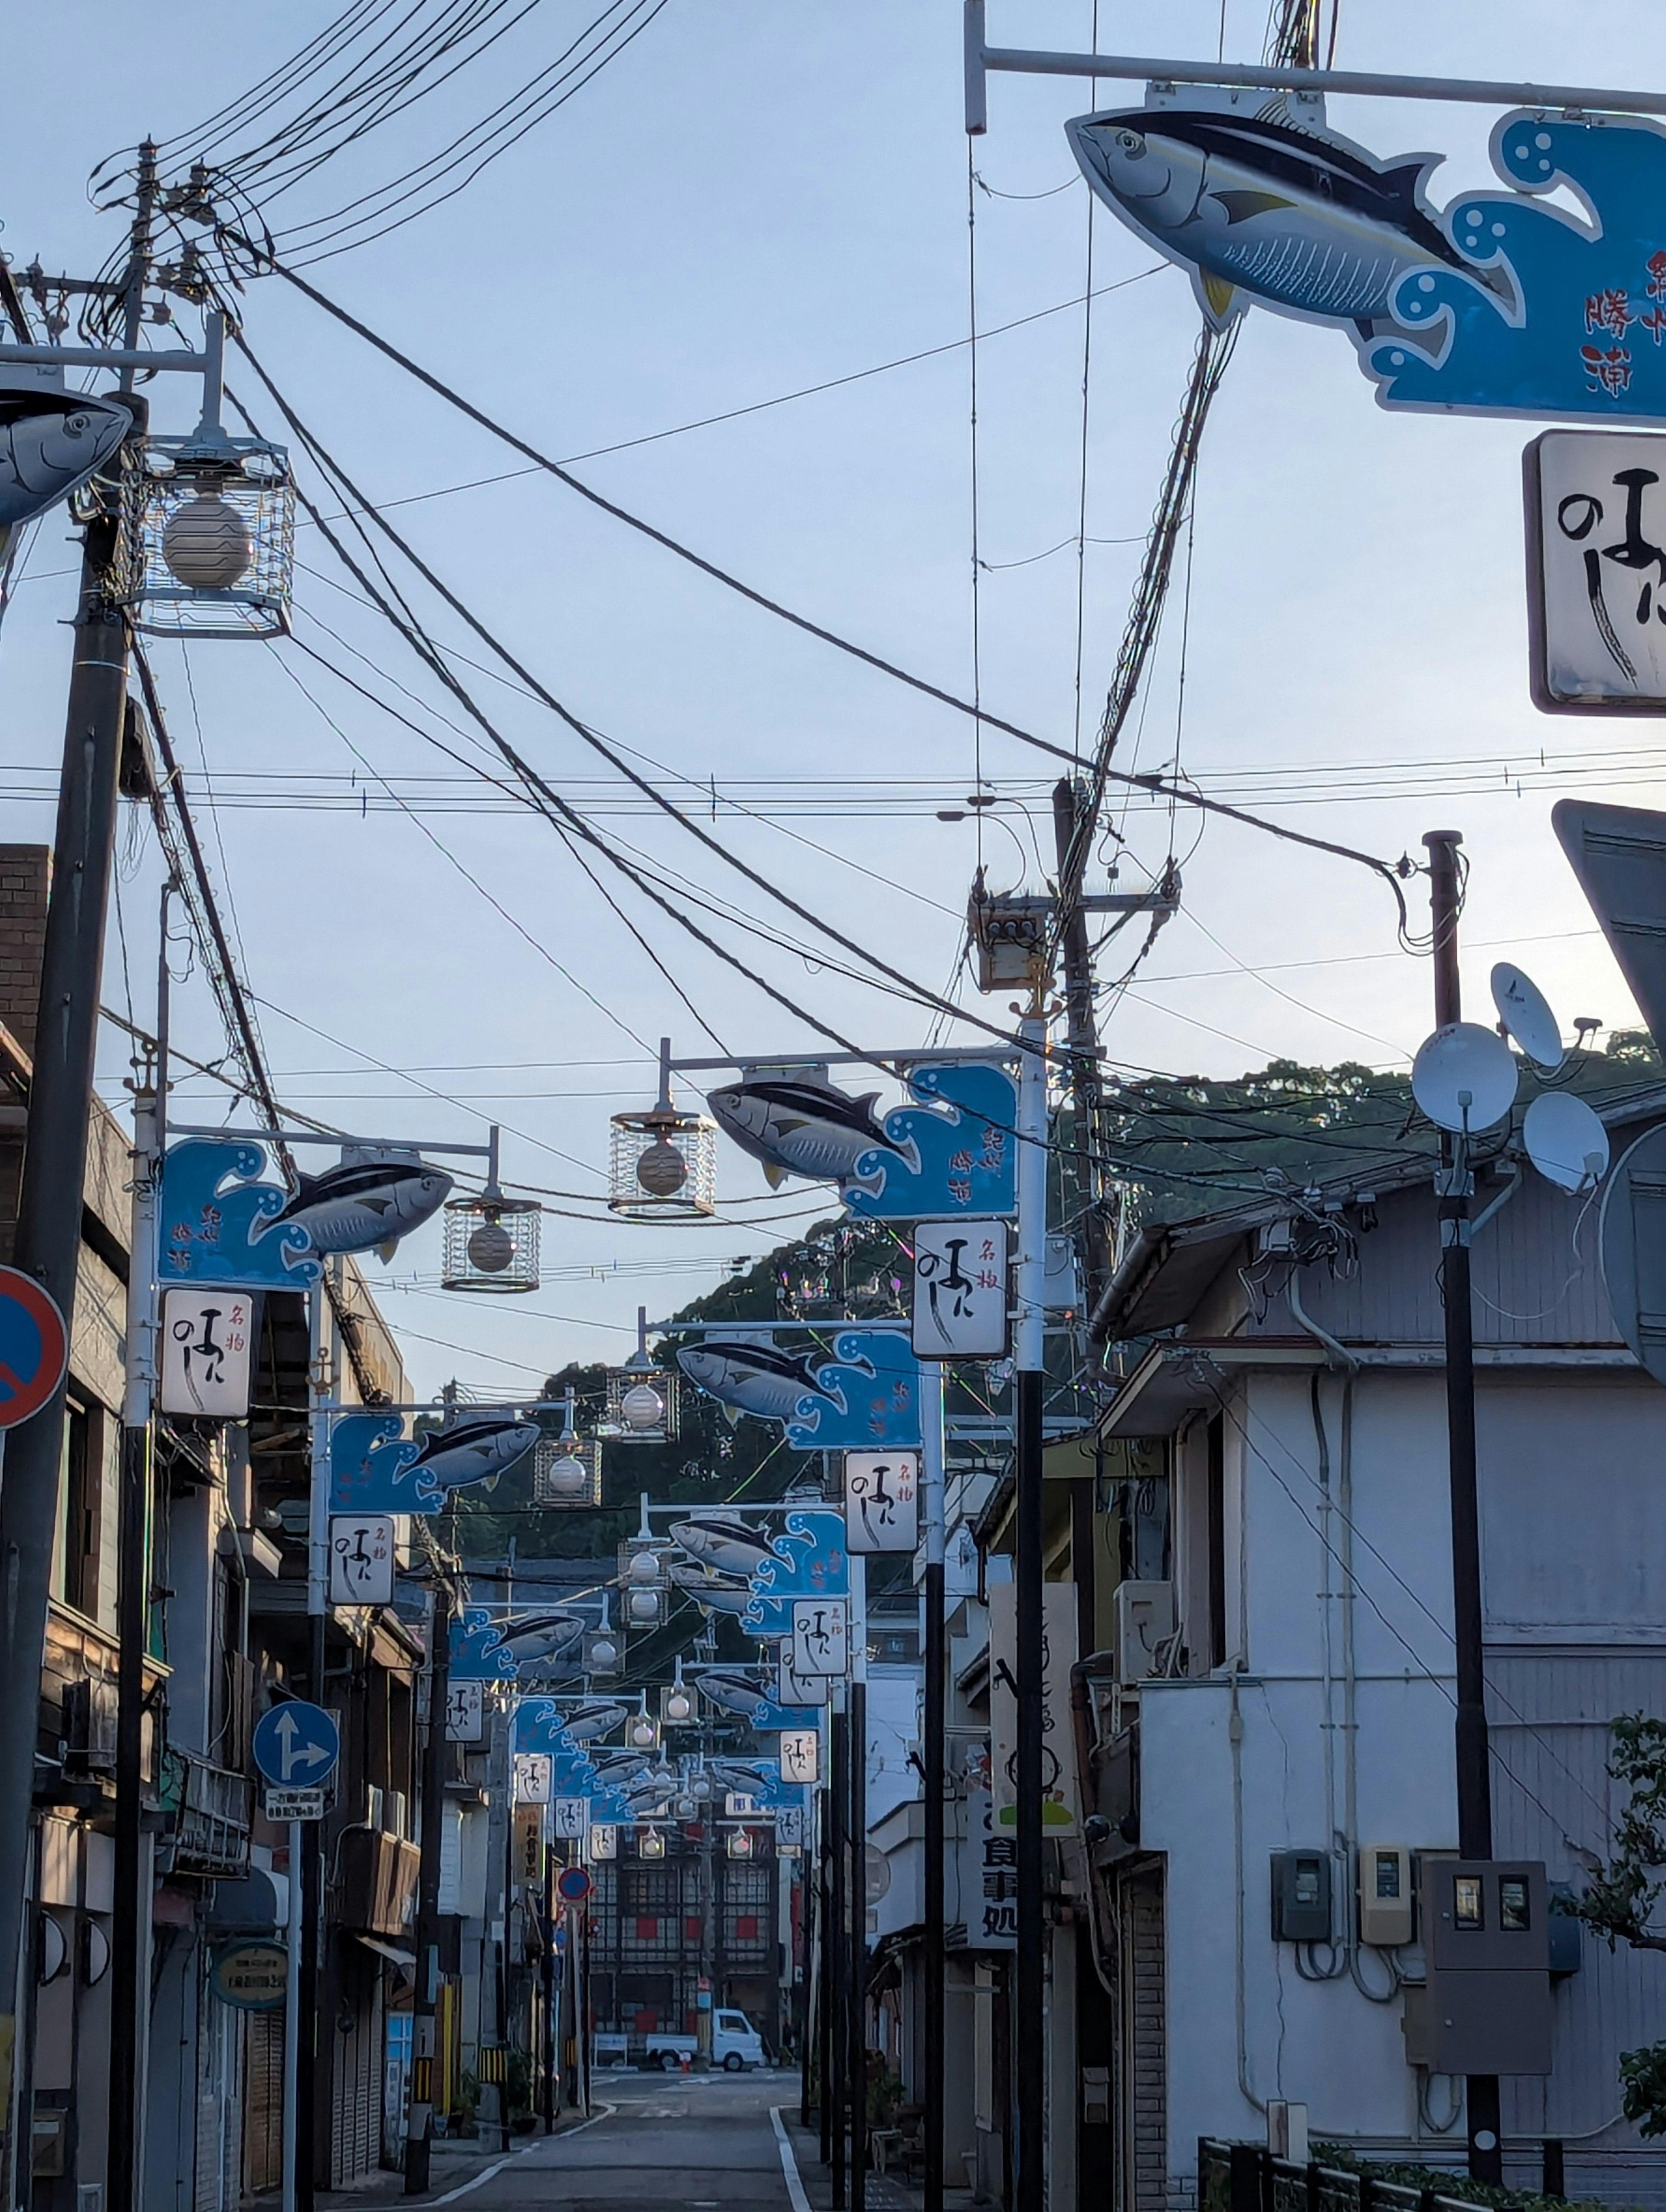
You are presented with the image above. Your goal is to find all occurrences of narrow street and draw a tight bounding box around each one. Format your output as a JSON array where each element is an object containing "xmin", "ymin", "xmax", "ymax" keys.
[{"xmin": 433, "ymin": 2075, "xmax": 814, "ymax": 2212}]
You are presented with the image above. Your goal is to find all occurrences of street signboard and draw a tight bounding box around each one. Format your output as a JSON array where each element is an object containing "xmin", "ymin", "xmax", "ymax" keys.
[
  {"xmin": 252, "ymin": 1701, "xmax": 339, "ymax": 1790},
  {"xmin": 843, "ymin": 1450, "xmax": 920, "ymax": 1554},
  {"xmin": 328, "ymin": 1515, "xmax": 396, "ymax": 1607},
  {"xmin": 556, "ymin": 1865, "xmax": 593, "ymax": 1903},
  {"xmin": 513, "ymin": 1804, "xmax": 544, "ymax": 1884},
  {"xmin": 0, "ymin": 1267, "xmax": 68, "ymax": 1431},
  {"xmin": 589, "ymin": 1826, "xmax": 618, "ymax": 1861},
  {"xmin": 552, "ymin": 1797, "xmax": 588, "ymax": 1839},
  {"xmin": 210, "ymin": 1940, "xmax": 288, "ymax": 2010},
  {"xmin": 262, "ymin": 1788, "xmax": 326, "ymax": 1823},
  {"xmin": 1526, "ymin": 432, "xmax": 1666, "ymax": 711},
  {"xmin": 776, "ymin": 1803, "xmax": 809, "ymax": 1850},
  {"xmin": 513, "ymin": 1752, "xmax": 553, "ymax": 1804},
  {"xmin": 777, "ymin": 1653, "xmax": 830, "ymax": 1709},
  {"xmin": 1554, "ymin": 800, "xmax": 1666, "ymax": 1050},
  {"xmin": 446, "ymin": 1681, "xmax": 485, "ymax": 1742},
  {"xmin": 790, "ymin": 1597, "xmax": 849, "ymax": 1679},
  {"xmin": 160, "ymin": 1289, "xmax": 253, "ymax": 1417},
  {"xmin": 912, "ymin": 1218, "xmax": 1008, "ymax": 1359},
  {"xmin": 778, "ymin": 1729, "xmax": 819, "ymax": 1786}
]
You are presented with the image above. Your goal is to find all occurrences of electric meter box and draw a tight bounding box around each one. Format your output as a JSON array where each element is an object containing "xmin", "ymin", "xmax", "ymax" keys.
[
  {"xmin": 1402, "ymin": 1859, "xmax": 1552, "ymax": 2076},
  {"xmin": 1270, "ymin": 1850, "xmax": 1332, "ymax": 1944},
  {"xmin": 1358, "ymin": 1842, "xmax": 1414, "ymax": 1947}
]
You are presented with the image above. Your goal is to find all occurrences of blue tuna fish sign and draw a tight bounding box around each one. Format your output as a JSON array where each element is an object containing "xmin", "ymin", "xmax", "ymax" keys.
[{"xmin": 1070, "ymin": 92, "xmax": 1666, "ymax": 426}]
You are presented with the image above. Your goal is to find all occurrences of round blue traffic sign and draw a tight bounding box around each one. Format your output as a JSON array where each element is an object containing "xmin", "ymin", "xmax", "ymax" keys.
[
  {"xmin": 252, "ymin": 1700, "xmax": 340, "ymax": 1788},
  {"xmin": 0, "ymin": 1267, "xmax": 68, "ymax": 1431},
  {"xmin": 556, "ymin": 1865, "xmax": 593, "ymax": 1904}
]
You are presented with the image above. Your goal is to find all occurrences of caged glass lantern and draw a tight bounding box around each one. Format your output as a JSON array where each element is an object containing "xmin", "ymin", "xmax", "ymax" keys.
[
  {"xmin": 598, "ymin": 1307, "xmax": 679, "ymax": 1441},
  {"xmin": 116, "ymin": 426, "xmax": 295, "ymax": 639},
  {"xmin": 533, "ymin": 1435, "xmax": 601, "ymax": 1508},
  {"xmin": 442, "ymin": 1131, "xmax": 540, "ymax": 1293},
  {"xmin": 609, "ymin": 1039, "xmax": 716, "ymax": 1221}
]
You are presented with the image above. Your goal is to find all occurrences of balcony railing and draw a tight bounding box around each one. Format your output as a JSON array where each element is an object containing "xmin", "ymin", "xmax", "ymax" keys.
[{"xmin": 162, "ymin": 1750, "xmax": 254, "ymax": 1878}]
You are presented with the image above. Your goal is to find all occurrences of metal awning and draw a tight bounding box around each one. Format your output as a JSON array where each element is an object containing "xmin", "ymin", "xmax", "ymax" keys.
[{"xmin": 354, "ymin": 1935, "xmax": 416, "ymax": 1971}]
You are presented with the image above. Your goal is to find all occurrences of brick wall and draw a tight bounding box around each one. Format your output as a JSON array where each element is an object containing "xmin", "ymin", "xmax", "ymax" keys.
[{"xmin": 0, "ymin": 844, "xmax": 49, "ymax": 1052}]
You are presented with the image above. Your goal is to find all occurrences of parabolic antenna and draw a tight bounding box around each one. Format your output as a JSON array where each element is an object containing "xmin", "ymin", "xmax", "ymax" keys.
[
  {"xmin": 1410, "ymin": 1022, "xmax": 1519, "ymax": 1134},
  {"xmin": 1599, "ymin": 1122, "xmax": 1666, "ymax": 1388},
  {"xmin": 1490, "ymin": 963, "xmax": 1564, "ymax": 1071},
  {"xmin": 1522, "ymin": 1092, "xmax": 1609, "ymax": 1193}
]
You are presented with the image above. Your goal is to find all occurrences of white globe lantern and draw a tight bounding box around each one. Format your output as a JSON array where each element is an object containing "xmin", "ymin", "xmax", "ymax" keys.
[
  {"xmin": 160, "ymin": 493, "xmax": 255, "ymax": 590},
  {"xmin": 627, "ymin": 1589, "xmax": 660, "ymax": 1624},
  {"xmin": 466, "ymin": 1219, "xmax": 515, "ymax": 1273},
  {"xmin": 627, "ymin": 1551, "xmax": 661, "ymax": 1584},
  {"xmin": 620, "ymin": 1383, "xmax": 666, "ymax": 1433},
  {"xmin": 630, "ymin": 1716, "xmax": 658, "ymax": 1749},
  {"xmin": 663, "ymin": 1688, "xmax": 694, "ymax": 1725},
  {"xmin": 546, "ymin": 1454, "xmax": 589, "ymax": 1499}
]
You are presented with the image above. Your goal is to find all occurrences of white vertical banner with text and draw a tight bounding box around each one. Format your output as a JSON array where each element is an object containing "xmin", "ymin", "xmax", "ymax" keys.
[{"xmin": 987, "ymin": 1578, "xmax": 1079, "ymax": 1837}]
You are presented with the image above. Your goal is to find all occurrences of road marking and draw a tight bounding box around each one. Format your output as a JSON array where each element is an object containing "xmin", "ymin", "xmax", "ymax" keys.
[
  {"xmin": 770, "ymin": 2105, "xmax": 813, "ymax": 2212},
  {"xmin": 427, "ymin": 2103, "xmax": 617, "ymax": 2204}
]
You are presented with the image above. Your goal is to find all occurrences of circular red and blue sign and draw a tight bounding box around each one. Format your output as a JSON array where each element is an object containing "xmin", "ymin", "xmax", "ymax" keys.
[
  {"xmin": 556, "ymin": 1865, "xmax": 593, "ymax": 1904},
  {"xmin": 0, "ymin": 1268, "xmax": 68, "ymax": 1431}
]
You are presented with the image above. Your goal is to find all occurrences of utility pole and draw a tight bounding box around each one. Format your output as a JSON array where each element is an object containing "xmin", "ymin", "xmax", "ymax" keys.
[
  {"xmin": 1051, "ymin": 779, "xmax": 1112, "ymax": 1304},
  {"xmin": 107, "ymin": 886, "xmax": 169, "ymax": 2212},
  {"xmin": 920, "ymin": 1365, "xmax": 947, "ymax": 2212},
  {"xmin": 298, "ymin": 1277, "xmax": 336, "ymax": 2212},
  {"xmin": 406, "ymin": 1581, "xmax": 452, "ymax": 2192},
  {"xmin": 0, "ymin": 382, "xmax": 144, "ymax": 2205},
  {"xmin": 829, "ymin": 1708, "xmax": 848, "ymax": 2212},
  {"xmin": 847, "ymin": 1556, "xmax": 868, "ymax": 2212},
  {"xmin": 817, "ymin": 1783, "xmax": 833, "ymax": 2163},
  {"xmin": 1013, "ymin": 1008, "xmax": 1049, "ymax": 2212},
  {"xmin": 540, "ymin": 1832, "xmax": 557, "ymax": 2130},
  {"xmin": 1423, "ymin": 830, "xmax": 1501, "ymax": 2186},
  {"xmin": 696, "ymin": 1796, "xmax": 716, "ymax": 2068}
]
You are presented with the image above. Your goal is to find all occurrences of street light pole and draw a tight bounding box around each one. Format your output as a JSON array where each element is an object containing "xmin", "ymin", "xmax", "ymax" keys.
[
  {"xmin": 1423, "ymin": 830, "xmax": 1501, "ymax": 2186},
  {"xmin": 406, "ymin": 1582, "xmax": 452, "ymax": 2192},
  {"xmin": 921, "ymin": 1365, "xmax": 947, "ymax": 2212}
]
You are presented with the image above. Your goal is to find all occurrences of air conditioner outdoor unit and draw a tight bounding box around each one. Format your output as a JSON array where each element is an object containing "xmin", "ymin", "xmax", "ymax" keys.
[
  {"xmin": 63, "ymin": 1680, "xmax": 119, "ymax": 1772},
  {"xmin": 1113, "ymin": 1581, "xmax": 1176, "ymax": 1682}
]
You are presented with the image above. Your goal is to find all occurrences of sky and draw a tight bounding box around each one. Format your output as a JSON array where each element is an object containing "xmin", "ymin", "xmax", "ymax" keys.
[{"xmin": 3, "ymin": 0, "xmax": 1665, "ymax": 1396}]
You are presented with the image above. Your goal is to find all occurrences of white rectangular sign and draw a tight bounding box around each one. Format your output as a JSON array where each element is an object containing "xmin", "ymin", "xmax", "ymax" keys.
[
  {"xmin": 843, "ymin": 1450, "xmax": 920, "ymax": 1554},
  {"xmin": 552, "ymin": 1796, "xmax": 589, "ymax": 1839},
  {"xmin": 912, "ymin": 1218, "xmax": 1009, "ymax": 1359},
  {"xmin": 778, "ymin": 1728, "xmax": 819, "ymax": 1785},
  {"xmin": 161, "ymin": 1289, "xmax": 254, "ymax": 1417},
  {"xmin": 1527, "ymin": 429, "xmax": 1666, "ymax": 712},
  {"xmin": 987, "ymin": 1579, "xmax": 1080, "ymax": 1839},
  {"xmin": 446, "ymin": 1680, "xmax": 485, "ymax": 1742},
  {"xmin": 590, "ymin": 1825, "xmax": 618, "ymax": 1860},
  {"xmin": 776, "ymin": 1803, "xmax": 809, "ymax": 1850},
  {"xmin": 513, "ymin": 1752, "xmax": 552, "ymax": 1804},
  {"xmin": 778, "ymin": 1653, "xmax": 831, "ymax": 1709},
  {"xmin": 263, "ymin": 1787, "xmax": 326, "ymax": 1823},
  {"xmin": 791, "ymin": 1597, "xmax": 849, "ymax": 1679},
  {"xmin": 328, "ymin": 1515, "xmax": 396, "ymax": 1607}
]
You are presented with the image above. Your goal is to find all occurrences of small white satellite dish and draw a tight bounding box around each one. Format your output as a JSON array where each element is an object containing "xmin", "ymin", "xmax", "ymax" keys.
[
  {"xmin": 1490, "ymin": 963, "xmax": 1564, "ymax": 1071},
  {"xmin": 1522, "ymin": 1092, "xmax": 1610, "ymax": 1193},
  {"xmin": 1411, "ymin": 1022, "xmax": 1519, "ymax": 1134}
]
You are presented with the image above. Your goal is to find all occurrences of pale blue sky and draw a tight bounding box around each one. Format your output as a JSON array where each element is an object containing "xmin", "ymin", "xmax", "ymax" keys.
[{"xmin": 3, "ymin": 2, "xmax": 1662, "ymax": 1391}]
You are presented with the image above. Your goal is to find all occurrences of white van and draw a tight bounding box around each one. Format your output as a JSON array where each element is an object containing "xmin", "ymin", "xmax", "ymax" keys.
[{"xmin": 712, "ymin": 2010, "xmax": 767, "ymax": 2071}]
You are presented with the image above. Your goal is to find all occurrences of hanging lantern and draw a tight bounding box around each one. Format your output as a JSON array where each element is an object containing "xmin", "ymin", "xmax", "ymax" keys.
[
  {"xmin": 639, "ymin": 1826, "xmax": 667, "ymax": 1859},
  {"xmin": 617, "ymin": 1534, "xmax": 672, "ymax": 1630},
  {"xmin": 727, "ymin": 1828, "xmax": 755, "ymax": 1860},
  {"xmin": 442, "ymin": 1138, "xmax": 540, "ymax": 1293},
  {"xmin": 660, "ymin": 1678, "xmax": 696, "ymax": 1728},
  {"xmin": 603, "ymin": 1366, "xmax": 678, "ymax": 1441},
  {"xmin": 609, "ymin": 1039, "xmax": 716, "ymax": 1220},
  {"xmin": 533, "ymin": 1436, "xmax": 601, "ymax": 1507},
  {"xmin": 115, "ymin": 430, "xmax": 295, "ymax": 639}
]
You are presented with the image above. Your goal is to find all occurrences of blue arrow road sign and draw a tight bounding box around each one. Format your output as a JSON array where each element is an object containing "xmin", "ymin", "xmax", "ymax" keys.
[{"xmin": 252, "ymin": 1701, "xmax": 340, "ymax": 1788}]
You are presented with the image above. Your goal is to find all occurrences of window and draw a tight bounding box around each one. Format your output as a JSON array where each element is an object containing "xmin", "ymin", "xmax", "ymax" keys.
[
  {"xmin": 54, "ymin": 1397, "xmax": 102, "ymax": 1619},
  {"xmin": 718, "ymin": 2012, "xmax": 745, "ymax": 2032},
  {"xmin": 1500, "ymin": 1878, "xmax": 1531, "ymax": 1932},
  {"xmin": 1454, "ymin": 1876, "xmax": 1484, "ymax": 1930}
]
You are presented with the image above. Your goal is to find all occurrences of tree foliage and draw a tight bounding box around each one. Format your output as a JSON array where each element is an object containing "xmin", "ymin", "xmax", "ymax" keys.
[{"xmin": 1563, "ymin": 1713, "xmax": 1666, "ymax": 2134}]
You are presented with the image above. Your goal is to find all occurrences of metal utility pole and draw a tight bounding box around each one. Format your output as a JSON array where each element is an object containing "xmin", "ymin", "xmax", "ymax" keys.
[
  {"xmin": 817, "ymin": 1787, "xmax": 833, "ymax": 2161},
  {"xmin": 1423, "ymin": 829, "xmax": 1500, "ymax": 2186},
  {"xmin": 829, "ymin": 1708, "xmax": 848, "ymax": 2212},
  {"xmin": 540, "ymin": 1837, "xmax": 557, "ymax": 2130},
  {"xmin": 848, "ymin": 1571, "xmax": 868, "ymax": 2212},
  {"xmin": 407, "ymin": 1582, "xmax": 453, "ymax": 2192},
  {"xmin": 1051, "ymin": 779, "xmax": 1112, "ymax": 1304},
  {"xmin": 697, "ymin": 1799, "xmax": 717, "ymax": 2068},
  {"xmin": 0, "ymin": 386, "xmax": 143, "ymax": 2204},
  {"xmin": 920, "ymin": 1365, "xmax": 947, "ymax": 2212},
  {"xmin": 107, "ymin": 887, "xmax": 169, "ymax": 2212},
  {"xmin": 1013, "ymin": 1009, "xmax": 1049, "ymax": 2212},
  {"xmin": 297, "ymin": 1279, "xmax": 336, "ymax": 2212}
]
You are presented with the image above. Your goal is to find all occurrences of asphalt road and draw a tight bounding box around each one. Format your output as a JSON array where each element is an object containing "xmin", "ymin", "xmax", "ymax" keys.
[{"xmin": 435, "ymin": 2072, "xmax": 813, "ymax": 2212}]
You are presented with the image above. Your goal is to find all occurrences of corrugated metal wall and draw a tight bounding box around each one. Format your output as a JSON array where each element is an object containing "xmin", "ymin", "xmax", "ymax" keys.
[{"xmin": 329, "ymin": 1967, "xmax": 384, "ymax": 2186}]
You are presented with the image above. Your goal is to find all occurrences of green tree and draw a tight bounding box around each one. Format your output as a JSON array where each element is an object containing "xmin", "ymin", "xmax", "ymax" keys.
[{"xmin": 1562, "ymin": 1714, "xmax": 1666, "ymax": 2133}]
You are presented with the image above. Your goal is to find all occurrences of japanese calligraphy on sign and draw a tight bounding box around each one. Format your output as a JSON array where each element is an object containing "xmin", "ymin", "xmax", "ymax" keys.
[
  {"xmin": 1525, "ymin": 429, "xmax": 1666, "ymax": 711},
  {"xmin": 843, "ymin": 1450, "xmax": 920, "ymax": 1555},
  {"xmin": 160, "ymin": 1289, "xmax": 254, "ymax": 1417},
  {"xmin": 328, "ymin": 1515, "xmax": 396, "ymax": 1607},
  {"xmin": 778, "ymin": 1729, "xmax": 820, "ymax": 1786},
  {"xmin": 446, "ymin": 1681, "xmax": 485, "ymax": 1743},
  {"xmin": 912, "ymin": 1217, "xmax": 1009, "ymax": 1360},
  {"xmin": 513, "ymin": 1752, "xmax": 553, "ymax": 1804},
  {"xmin": 988, "ymin": 1580, "xmax": 1079, "ymax": 1838},
  {"xmin": 790, "ymin": 1597, "xmax": 849, "ymax": 1679}
]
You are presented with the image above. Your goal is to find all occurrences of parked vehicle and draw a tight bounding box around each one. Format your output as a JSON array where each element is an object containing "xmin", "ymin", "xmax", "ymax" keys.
[{"xmin": 639, "ymin": 2012, "xmax": 767, "ymax": 2072}]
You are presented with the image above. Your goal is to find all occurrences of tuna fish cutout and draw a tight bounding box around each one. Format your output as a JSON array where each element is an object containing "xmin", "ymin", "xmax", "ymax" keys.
[
  {"xmin": 706, "ymin": 1076, "xmax": 914, "ymax": 1194},
  {"xmin": 675, "ymin": 1339, "xmax": 844, "ymax": 1428},
  {"xmin": 556, "ymin": 1699, "xmax": 630, "ymax": 1742},
  {"xmin": 669, "ymin": 1516, "xmax": 775, "ymax": 1578},
  {"xmin": 406, "ymin": 1414, "xmax": 538, "ymax": 1493},
  {"xmin": 667, "ymin": 1561, "xmax": 755, "ymax": 1616},
  {"xmin": 695, "ymin": 1667, "xmax": 777, "ymax": 1720},
  {"xmin": 1068, "ymin": 100, "xmax": 1512, "ymax": 336},
  {"xmin": 0, "ymin": 381, "xmax": 133, "ymax": 540},
  {"xmin": 260, "ymin": 1155, "xmax": 454, "ymax": 1262},
  {"xmin": 493, "ymin": 1608, "xmax": 587, "ymax": 1669}
]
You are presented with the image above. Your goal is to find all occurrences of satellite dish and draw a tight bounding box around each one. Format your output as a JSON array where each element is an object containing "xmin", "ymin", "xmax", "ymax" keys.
[
  {"xmin": 1490, "ymin": 963, "xmax": 1564, "ymax": 1071},
  {"xmin": 1410, "ymin": 1023, "xmax": 1519, "ymax": 1134},
  {"xmin": 1522, "ymin": 1092, "xmax": 1609, "ymax": 1193},
  {"xmin": 1600, "ymin": 1122, "xmax": 1666, "ymax": 1387}
]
